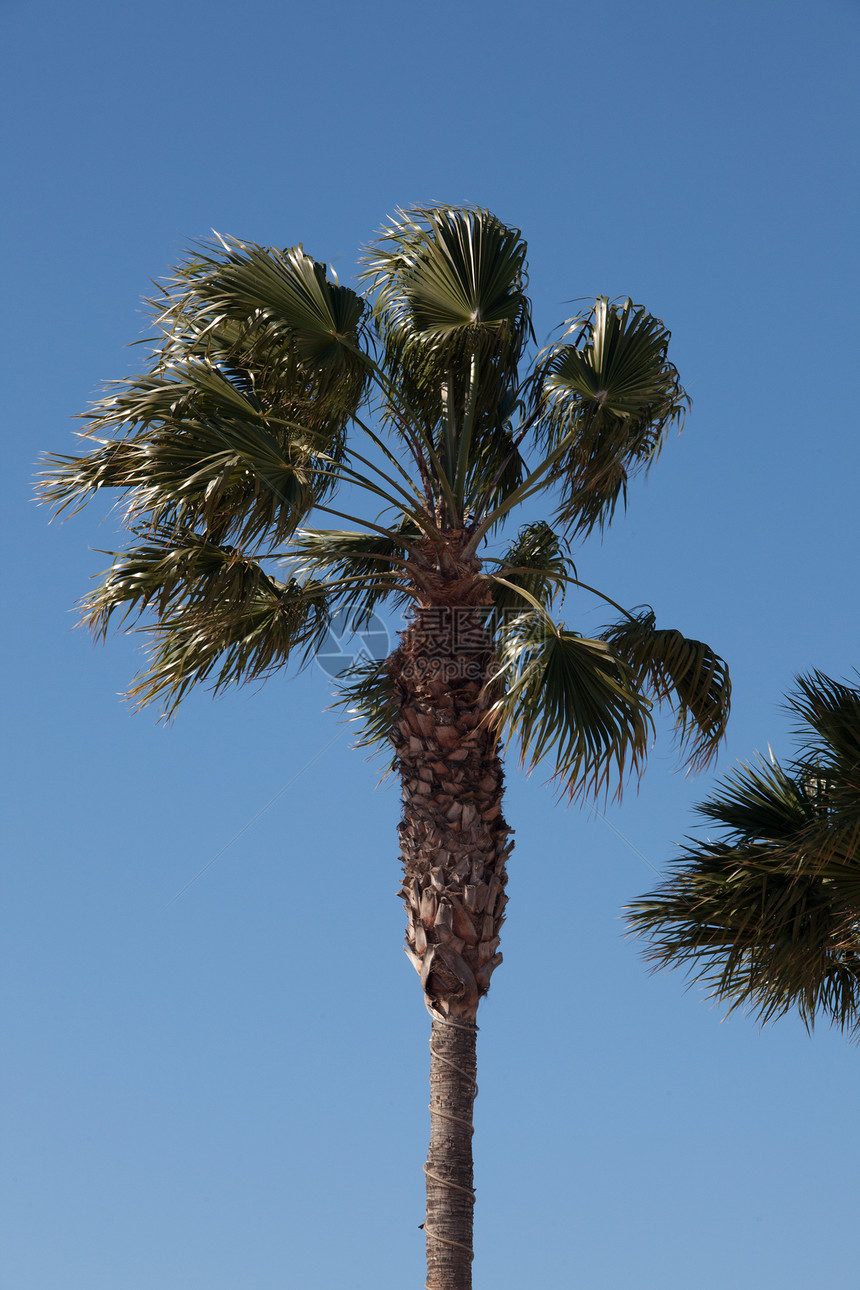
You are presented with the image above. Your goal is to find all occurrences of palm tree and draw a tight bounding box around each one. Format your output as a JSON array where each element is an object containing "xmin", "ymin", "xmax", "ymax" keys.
[
  {"xmin": 41, "ymin": 206, "xmax": 731, "ymax": 1290},
  {"xmin": 628, "ymin": 671, "xmax": 860, "ymax": 1039}
]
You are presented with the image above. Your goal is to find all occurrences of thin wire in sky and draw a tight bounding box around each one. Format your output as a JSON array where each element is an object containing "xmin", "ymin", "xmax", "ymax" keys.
[{"xmin": 587, "ymin": 801, "xmax": 662, "ymax": 876}]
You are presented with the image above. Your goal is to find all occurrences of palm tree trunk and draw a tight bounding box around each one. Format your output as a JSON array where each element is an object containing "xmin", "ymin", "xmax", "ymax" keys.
[
  {"xmin": 424, "ymin": 1015, "xmax": 478, "ymax": 1289},
  {"xmin": 391, "ymin": 594, "xmax": 513, "ymax": 1290}
]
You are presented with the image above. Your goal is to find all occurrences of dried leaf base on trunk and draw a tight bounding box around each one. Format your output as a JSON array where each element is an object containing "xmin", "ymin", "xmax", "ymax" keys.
[
  {"xmin": 392, "ymin": 594, "xmax": 513, "ymax": 1290},
  {"xmin": 393, "ymin": 604, "xmax": 513, "ymax": 1020}
]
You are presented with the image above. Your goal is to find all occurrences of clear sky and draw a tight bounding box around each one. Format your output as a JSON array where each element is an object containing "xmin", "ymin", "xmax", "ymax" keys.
[{"xmin": 3, "ymin": 2, "xmax": 859, "ymax": 1287}]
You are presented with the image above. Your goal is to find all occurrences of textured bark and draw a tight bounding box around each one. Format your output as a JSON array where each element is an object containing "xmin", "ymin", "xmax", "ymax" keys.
[
  {"xmin": 424, "ymin": 1017, "xmax": 478, "ymax": 1290},
  {"xmin": 391, "ymin": 544, "xmax": 513, "ymax": 1289},
  {"xmin": 392, "ymin": 606, "xmax": 513, "ymax": 1020}
]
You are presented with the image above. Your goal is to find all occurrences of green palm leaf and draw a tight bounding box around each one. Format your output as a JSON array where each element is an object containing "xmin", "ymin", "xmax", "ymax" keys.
[
  {"xmin": 601, "ymin": 607, "xmax": 730, "ymax": 770},
  {"xmin": 40, "ymin": 244, "xmax": 379, "ymax": 548},
  {"xmin": 627, "ymin": 671, "xmax": 860, "ymax": 1039},
  {"xmin": 695, "ymin": 757, "xmax": 814, "ymax": 839},
  {"xmin": 41, "ymin": 387, "xmax": 317, "ymax": 546},
  {"xmin": 629, "ymin": 837, "xmax": 860, "ymax": 1036},
  {"xmin": 489, "ymin": 521, "xmax": 570, "ymax": 615},
  {"xmin": 130, "ymin": 573, "xmax": 330, "ymax": 714},
  {"xmin": 332, "ymin": 656, "xmax": 399, "ymax": 752},
  {"xmin": 363, "ymin": 207, "xmax": 533, "ymax": 517},
  {"xmin": 290, "ymin": 523, "xmax": 420, "ymax": 626},
  {"xmin": 532, "ymin": 298, "xmax": 689, "ymax": 535},
  {"xmin": 157, "ymin": 236, "xmax": 370, "ymax": 390},
  {"xmin": 82, "ymin": 533, "xmax": 281, "ymax": 635},
  {"xmin": 789, "ymin": 672, "xmax": 860, "ymax": 868},
  {"xmin": 364, "ymin": 205, "xmax": 531, "ymax": 351},
  {"xmin": 488, "ymin": 613, "xmax": 652, "ymax": 800},
  {"xmin": 79, "ymin": 532, "xmax": 331, "ymax": 714}
]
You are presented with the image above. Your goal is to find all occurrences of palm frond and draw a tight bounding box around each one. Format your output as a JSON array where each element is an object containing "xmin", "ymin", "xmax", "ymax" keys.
[
  {"xmin": 40, "ymin": 237, "xmax": 377, "ymax": 548},
  {"xmin": 331, "ymin": 656, "xmax": 398, "ymax": 752},
  {"xmin": 40, "ymin": 366, "xmax": 321, "ymax": 545},
  {"xmin": 364, "ymin": 205, "xmax": 531, "ymax": 360},
  {"xmin": 628, "ymin": 839, "xmax": 860, "ymax": 1039},
  {"xmin": 289, "ymin": 523, "xmax": 420, "ymax": 625},
  {"xmin": 82, "ymin": 532, "xmax": 281, "ymax": 637},
  {"xmin": 790, "ymin": 671, "xmax": 860, "ymax": 766},
  {"xmin": 362, "ymin": 206, "xmax": 533, "ymax": 516},
  {"xmin": 78, "ymin": 531, "xmax": 331, "ymax": 715},
  {"xmin": 487, "ymin": 613, "xmax": 652, "ymax": 800},
  {"xmin": 489, "ymin": 521, "xmax": 571, "ymax": 615},
  {"xmin": 156, "ymin": 236, "xmax": 370, "ymax": 409},
  {"xmin": 787, "ymin": 671, "xmax": 860, "ymax": 870},
  {"xmin": 694, "ymin": 757, "xmax": 815, "ymax": 838},
  {"xmin": 531, "ymin": 298, "xmax": 689, "ymax": 536},
  {"xmin": 129, "ymin": 574, "xmax": 331, "ymax": 715},
  {"xmin": 627, "ymin": 670, "xmax": 860, "ymax": 1040},
  {"xmin": 601, "ymin": 608, "xmax": 731, "ymax": 770}
]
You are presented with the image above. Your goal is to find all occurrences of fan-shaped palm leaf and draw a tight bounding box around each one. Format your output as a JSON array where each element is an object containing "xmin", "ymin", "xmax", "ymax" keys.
[
  {"xmin": 601, "ymin": 607, "xmax": 730, "ymax": 770},
  {"xmin": 488, "ymin": 613, "xmax": 652, "ymax": 800},
  {"xmin": 629, "ymin": 835, "xmax": 860, "ymax": 1036},
  {"xmin": 363, "ymin": 207, "xmax": 533, "ymax": 517},
  {"xmin": 365, "ymin": 206, "xmax": 531, "ymax": 353},
  {"xmin": 532, "ymin": 298, "xmax": 689, "ymax": 535},
  {"xmin": 157, "ymin": 236, "xmax": 370, "ymax": 391},
  {"xmin": 41, "ymin": 395, "xmax": 317, "ymax": 547},
  {"xmin": 83, "ymin": 533, "xmax": 281, "ymax": 635},
  {"xmin": 789, "ymin": 672, "xmax": 860, "ymax": 868},
  {"xmin": 77, "ymin": 528, "xmax": 332, "ymax": 714},
  {"xmin": 128, "ymin": 572, "xmax": 331, "ymax": 713},
  {"xmin": 694, "ymin": 757, "xmax": 814, "ymax": 838},
  {"xmin": 489, "ymin": 521, "xmax": 571, "ymax": 615}
]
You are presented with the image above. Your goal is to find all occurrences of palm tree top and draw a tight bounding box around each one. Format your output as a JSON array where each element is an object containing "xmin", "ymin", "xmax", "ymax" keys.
[{"xmin": 39, "ymin": 204, "xmax": 730, "ymax": 800}]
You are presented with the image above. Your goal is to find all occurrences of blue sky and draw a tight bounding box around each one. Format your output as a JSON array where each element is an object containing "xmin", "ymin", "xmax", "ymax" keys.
[{"xmin": 3, "ymin": 1, "xmax": 859, "ymax": 1287}]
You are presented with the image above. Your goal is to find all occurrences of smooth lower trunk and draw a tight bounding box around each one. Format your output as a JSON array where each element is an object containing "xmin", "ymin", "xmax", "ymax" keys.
[{"xmin": 424, "ymin": 1015, "xmax": 479, "ymax": 1290}]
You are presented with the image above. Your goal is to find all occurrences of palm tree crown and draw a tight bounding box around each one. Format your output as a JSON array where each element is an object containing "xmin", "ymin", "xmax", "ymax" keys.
[
  {"xmin": 628, "ymin": 671, "xmax": 860, "ymax": 1039},
  {"xmin": 41, "ymin": 205, "xmax": 732, "ymax": 1290},
  {"xmin": 42, "ymin": 206, "xmax": 728, "ymax": 790}
]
